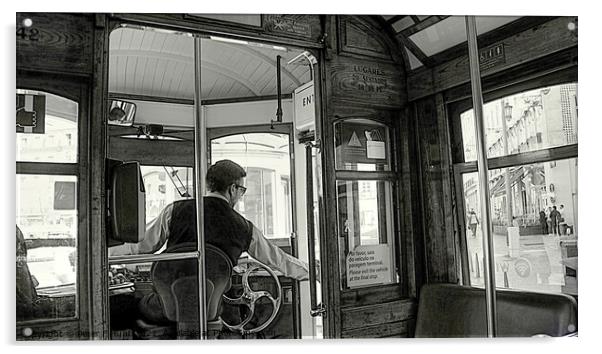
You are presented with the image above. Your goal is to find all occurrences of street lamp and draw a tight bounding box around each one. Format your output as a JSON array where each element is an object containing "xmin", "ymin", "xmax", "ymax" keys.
[{"xmin": 503, "ymin": 102, "xmax": 513, "ymax": 122}]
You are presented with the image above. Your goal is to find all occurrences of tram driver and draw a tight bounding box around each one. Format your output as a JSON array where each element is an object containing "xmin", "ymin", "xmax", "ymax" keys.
[{"xmin": 110, "ymin": 159, "xmax": 308, "ymax": 332}]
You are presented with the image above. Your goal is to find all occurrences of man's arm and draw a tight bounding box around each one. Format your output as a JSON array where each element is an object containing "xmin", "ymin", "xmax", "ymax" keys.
[
  {"xmin": 108, "ymin": 203, "xmax": 173, "ymax": 256},
  {"xmin": 246, "ymin": 225, "xmax": 309, "ymax": 281}
]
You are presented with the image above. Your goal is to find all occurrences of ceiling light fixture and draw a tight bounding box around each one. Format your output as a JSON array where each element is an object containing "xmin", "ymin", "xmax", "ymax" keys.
[{"xmin": 209, "ymin": 36, "xmax": 249, "ymax": 45}]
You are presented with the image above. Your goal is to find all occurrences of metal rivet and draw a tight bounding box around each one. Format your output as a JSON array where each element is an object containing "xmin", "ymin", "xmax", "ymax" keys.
[
  {"xmin": 22, "ymin": 327, "xmax": 33, "ymax": 337},
  {"xmin": 567, "ymin": 22, "xmax": 576, "ymax": 31},
  {"xmin": 568, "ymin": 324, "xmax": 576, "ymax": 332}
]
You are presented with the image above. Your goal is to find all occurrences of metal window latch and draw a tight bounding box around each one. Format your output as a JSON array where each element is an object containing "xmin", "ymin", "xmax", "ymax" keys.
[
  {"xmin": 306, "ymin": 139, "xmax": 321, "ymax": 152},
  {"xmin": 310, "ymin": 303, "xmax": 326, "ymax": 317}
]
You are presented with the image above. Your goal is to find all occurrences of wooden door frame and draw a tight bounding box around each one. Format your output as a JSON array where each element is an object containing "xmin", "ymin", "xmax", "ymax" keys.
[
  {"xmin": 207, "ymin": 122, "xmax": 303, "ymax": 338},
  {"xmin": 15, "ymin": 70, "xmax": 94, "ymax": 340}
]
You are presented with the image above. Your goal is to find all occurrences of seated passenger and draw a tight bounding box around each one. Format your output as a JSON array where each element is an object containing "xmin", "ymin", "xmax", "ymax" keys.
[
  {"xmin": 16, "ymin": 225, "xmax": 55, "ymax": 321},
  {"xmin": 111, "ymin": 160, "xmax": 308, "ymax": 326},
  {"xmin": 16, "ymin": 225, "xmax": 37, "ymax": 321}
]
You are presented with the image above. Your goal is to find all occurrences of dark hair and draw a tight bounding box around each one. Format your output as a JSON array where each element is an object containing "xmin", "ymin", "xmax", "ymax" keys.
[
  {"xmin": 108, "ymin": 107, "xmax": 126, "ymax": 121},
  {"xmin": 206, "ymin": 160, "xmax": 246, "ymax": 192}
]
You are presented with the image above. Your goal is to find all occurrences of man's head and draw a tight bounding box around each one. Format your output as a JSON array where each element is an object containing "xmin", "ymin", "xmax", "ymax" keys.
[
  {"xmin": 108, "ymin": 107, "xmax": 127, "ymax": 123},
  {"xmin": 206, "ymin": 159, "xmax": 247, "ymax": 207}
]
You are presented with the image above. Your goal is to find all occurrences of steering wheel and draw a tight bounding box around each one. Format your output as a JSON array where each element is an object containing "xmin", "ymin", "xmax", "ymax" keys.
[{"xmin": 221, "ymin": 259, "xmax": 282, "ymax": 335}]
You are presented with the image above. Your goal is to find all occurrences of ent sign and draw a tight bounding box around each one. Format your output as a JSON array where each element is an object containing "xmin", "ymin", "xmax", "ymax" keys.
[{"xmin": 293, "ymin": 80, "xmax": 315, "ymax": 131}]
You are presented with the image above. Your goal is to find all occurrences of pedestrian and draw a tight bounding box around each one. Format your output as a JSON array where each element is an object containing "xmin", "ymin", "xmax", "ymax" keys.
[
  {"xmin": 539, "ymin": 210, "xmax": 548, "ymax": 235},
  {"xmin": 467, "ymin": 209, "xmax": 479, "ymax": 238},
  {"xmin": 549, "ymin": 205, "xmax": 560, "ymax": 235},
  {"xmin": 558, "ymin": 204, "xmax": 566, "ymax": 234},
  {"xmin": 546, "ymin": 207, "xmax": 553, "ymax": 234}
]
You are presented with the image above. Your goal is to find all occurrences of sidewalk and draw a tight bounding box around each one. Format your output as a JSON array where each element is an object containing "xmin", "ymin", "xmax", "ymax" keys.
[{"xmin": 466, "ymin": 228, "xmax": 577, "ymax": 295}]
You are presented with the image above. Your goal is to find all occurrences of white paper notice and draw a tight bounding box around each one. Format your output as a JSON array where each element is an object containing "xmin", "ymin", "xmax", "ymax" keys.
[
  {"xmin": 346, "ymin": 244, "xmax": 392, "ymax": 287},
  {"xmin": 366, "ymin": 141, "xmax": 385, "ymax": 159}
]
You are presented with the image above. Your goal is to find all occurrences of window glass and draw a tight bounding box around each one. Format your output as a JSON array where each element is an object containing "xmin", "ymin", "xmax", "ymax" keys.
[
  {"xmin": 461, "ymin": 83, "xmax": 577, "ymax": 162},
  {"xmin": 211, "ymin": 132, "xmax": 292, "ymax": 239},
  {"xmin": 16, "ymin": 174, "xmax": 78, "ymax": 322},
  {"xmin": 334, "ymin": 119, "xmax": 391, "ymax": 171},
  {"xmin": 140, "ymin": 166, "xmax": 193, "ymax": 222},
  {"xmin": 16, "ymin": 89, "xmax": 78, "ymax": 163},
  {"xmin": 462, "ymin": 157, "xmax": 577, "ymax": 296},
  {"xmin": 240, "ymin": 167, "xmax": 275, "ymax": 236},
  {"xmin": 107, "ymin": 166, "xmax": 193, "ymax": 257},
  {"xmin": 336, "ymin": 180, "xmax": 397, "ymax": 289}
]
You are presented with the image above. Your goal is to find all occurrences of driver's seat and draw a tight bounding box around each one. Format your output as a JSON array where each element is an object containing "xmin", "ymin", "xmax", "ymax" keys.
[{"xmin": 134, "ymin": 242, "xmax": 233, "ymax": 339}]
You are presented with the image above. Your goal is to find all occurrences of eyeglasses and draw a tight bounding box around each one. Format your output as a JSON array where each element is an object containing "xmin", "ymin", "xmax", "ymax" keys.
[{"xmin": 234, "ymin": 184, "xmax": 247, "ymax": 196}]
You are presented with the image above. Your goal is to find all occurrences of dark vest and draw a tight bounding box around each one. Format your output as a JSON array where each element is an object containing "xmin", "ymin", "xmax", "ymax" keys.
[{"xmin": 165, "ymin": 197, "xmax": 253, "ymax": 265}]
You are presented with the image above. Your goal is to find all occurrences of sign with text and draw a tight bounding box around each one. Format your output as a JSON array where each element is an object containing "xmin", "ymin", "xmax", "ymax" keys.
[
  {"xmin": 334, "ymin": 119, "xmax": 389, "ymax": 170},
  {"xmin": 293, "ymin": 81, "xmax": 315, "ymax": 131},
  {"xmin": 264, "ymin": 15, "xmax": 316, "ymax": 38},
  {"xmin": 479, "ymin": 43, "xmax": 505, "ymax": 71},
  {"xmin": 16, "ymin": 94, "xmax": 46, "ymax": 134},
  {"xmin": 346, "ymin": 244, "xmax": 393, "ymax": 287},
  {"xmin": 330, "ymin": 56, "xmax": 404, "ymax": 108}
]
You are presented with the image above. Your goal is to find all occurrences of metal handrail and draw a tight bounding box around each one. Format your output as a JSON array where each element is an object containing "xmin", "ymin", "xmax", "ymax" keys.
[{"xmin": 108, "ymin": 251, "xmax": 199, "ymax": 265}]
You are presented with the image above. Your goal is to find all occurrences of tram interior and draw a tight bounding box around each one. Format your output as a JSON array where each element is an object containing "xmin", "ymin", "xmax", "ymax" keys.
[
  {"xmin": 105, "ymin": 25, "xmax": 319, "ymax": 339},
  {"xmin": 15, "ymin": 13, "xmax": 578, "ymax": 340}
]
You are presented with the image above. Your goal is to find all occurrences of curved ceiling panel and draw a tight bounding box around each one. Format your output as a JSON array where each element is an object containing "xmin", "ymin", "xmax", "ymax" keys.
[{"xmin": 109, "ymin": 26, "xmax": 311, "ymax": 101}]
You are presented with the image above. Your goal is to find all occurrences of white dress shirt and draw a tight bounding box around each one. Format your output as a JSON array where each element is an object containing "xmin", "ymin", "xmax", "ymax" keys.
[{"xmin": 109, "ymin": 193, "xmax": 309, "ymax": 281}]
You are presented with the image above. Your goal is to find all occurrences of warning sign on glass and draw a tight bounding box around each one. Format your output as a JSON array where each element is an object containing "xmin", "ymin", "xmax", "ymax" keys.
[
  {"xmin": 346, "ymin": 244, "xmax": 394, "ymax": 288},
  {"xmin": 334, "ymin": 119, "xmax": 390, "ymax": 170},
  {"xmin": 16, "ymin": 93, "xmax": 46, "ymax": 134}
]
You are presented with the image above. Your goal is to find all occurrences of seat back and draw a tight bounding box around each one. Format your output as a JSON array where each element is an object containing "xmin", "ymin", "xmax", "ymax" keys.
[
  {"xmin": 151, "ymin": 243, "xmax": 233, "ymax": 326},
  {"xmin": 414, "ymin": 283, "xmax": 577, "ymax": 337}
]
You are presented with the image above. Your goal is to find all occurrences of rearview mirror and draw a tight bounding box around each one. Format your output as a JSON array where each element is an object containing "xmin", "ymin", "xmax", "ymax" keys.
[{"xmin": 108, "ymin": 100, "xmax": 136, "ymax": 126}]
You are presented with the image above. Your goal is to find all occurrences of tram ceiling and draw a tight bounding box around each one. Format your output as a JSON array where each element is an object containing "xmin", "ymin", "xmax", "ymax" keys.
[
  {"xmin": 109, "ymin": 26, "xmax": 311, "ymax": 101},
  {"xmin": 380, "ymin": 15, "xmax": 555, "ymax": 71},
  {"xmin": 109, "ymin": 15, "xmax": 556, "ymax": 100}
]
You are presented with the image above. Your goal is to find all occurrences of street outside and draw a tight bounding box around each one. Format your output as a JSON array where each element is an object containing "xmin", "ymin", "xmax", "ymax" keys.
[{"xmin": 466, "ymin": 227, "xmax": 577, "ymax": 296}]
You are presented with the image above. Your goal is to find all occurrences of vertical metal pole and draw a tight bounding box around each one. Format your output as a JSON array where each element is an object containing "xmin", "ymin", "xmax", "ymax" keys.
[
  {"xmin": 465, "ymin": 16, "xmax": 497, "ymax": 337},
  {"xmin": 193, "ymin": 36, "xmax": 208, "ymax": 339},
  {"xmin": 276, "ymin": 55, "xmax": 283, "ymax": 123},
  {"xmin": 501, "ymin": 100, "xmax": 513, "ymax": 247},
  {"xmin": 305, "ymin": 143, "xmax": 319, "ymax": 313}
]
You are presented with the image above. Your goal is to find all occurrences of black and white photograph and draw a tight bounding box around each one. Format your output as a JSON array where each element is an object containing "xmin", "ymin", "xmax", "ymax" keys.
[{"xmin": 5, "ymin": 1, "xmax": 595, "ymax": 352}]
